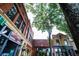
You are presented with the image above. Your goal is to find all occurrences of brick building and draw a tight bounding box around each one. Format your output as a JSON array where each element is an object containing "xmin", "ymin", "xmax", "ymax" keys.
[
  {"xmin": 32, "ymin": 39, "xmax": 49, "ymax": 56},
  {"xmin": 51, "ymin": 33, "xmax": 76, "ymax": 56},
  {"xmin": 32, "ymin": 33, "xmax": 76, "ymax": 56},
  {"xmin": 0, "ymin": 3, "xmax": 33, "ymax": 56}
]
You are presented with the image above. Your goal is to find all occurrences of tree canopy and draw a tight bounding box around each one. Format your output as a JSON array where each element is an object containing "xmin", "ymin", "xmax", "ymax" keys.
[{"xmin": 25, "ymin": 3, "xmax": 71, "ymax": 36}]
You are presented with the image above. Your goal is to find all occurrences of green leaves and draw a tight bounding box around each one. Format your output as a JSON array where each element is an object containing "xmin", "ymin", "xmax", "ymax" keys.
[{"xmin": 25, "ymin": 3, "xmax": 71, "ymax": 37}]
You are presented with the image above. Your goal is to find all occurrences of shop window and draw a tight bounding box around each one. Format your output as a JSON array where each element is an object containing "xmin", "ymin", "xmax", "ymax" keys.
[
  {"xmin": 0, "ymin": 25, "xmax": 11, "ymax": 36},
  {"xmin": 2, "ymin": 40, "xmax": 17, "ymax": 56},
  {"xmin": 0, "ymin": 35, "xmax": 8, "ymax": 53},
  {"xmin": 0, "ymin": 35, "xmax": 7, "ymax": 47},
  {"xmin": 5, "ymin": 27, "xmax": 11, "ymax": 36},
  {"xmin": 6, "ymin": 4, "xmax": 17, "ymax": 21},
  {"xmin": 20, "ymin": 21, "xmax": 26, "ymax": 33},
  {"xmin": 0, "ymin": 25, "xmax": 4, "ymax": 31},
  {"xmin": 15, "ymin": 15, "xmax": 22, "ymax": 28}
]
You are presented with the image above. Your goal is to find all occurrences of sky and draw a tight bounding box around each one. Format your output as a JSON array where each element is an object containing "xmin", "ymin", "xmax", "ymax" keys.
[{"xmin": 27, "ymin": 12, "xmax": 66, "ymax": 39}]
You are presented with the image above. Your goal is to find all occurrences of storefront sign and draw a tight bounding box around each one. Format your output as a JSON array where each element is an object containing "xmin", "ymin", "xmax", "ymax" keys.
[
  {"xmin": 0, "ymin": 15, "xmax": 6, "ymax": 26},
  {"xmin": 9, "ymin": 31, "xmax": 21, "ymax": 45}
]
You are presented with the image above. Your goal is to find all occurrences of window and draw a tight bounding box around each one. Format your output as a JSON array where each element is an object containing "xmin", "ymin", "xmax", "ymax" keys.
[
  {"xmin": 20, "ymin": 21, "xmax": 26, "ymax": 33},
  {"xmin": 15, "ymin": 15, "xmax": 22, "ymax": 28},
  {"xmin": 2, "ymin": 40, "xmax": 17, "ymax": 56},
  {"xmin": 0, "ymin": 25, "xmax": 11, "ymax": 36},
  {"xmin": 56, "ymin": 40, "xmax": 59, "ymax": 43},
  {"xmin": 0, "ymin": 35, "xmax": 7, "ymax": 46},
  {"xmin": 6, "ymin": 4, "xmax": 17, "ymax": 21},
  {"xmin": 5, "ymin": 27, "xmax": 11, "ymax": 36},
  {"xmin": 27, "ymin": 27, "xmax": 29, "ymax": 33},
  {"xmin": 0, "ymin": 35, "xmax": 7, "ymax": 51},
  {"xmin": 29, "ymin": 35, "xmax": 32, "ymax": 42},
  {"xmin": 59, "ymin": 35, "xmax": 62, "ymax": 39},
  {"xmin": 11, "ymin": 4, "xmax": 17, "ymax": 15},
  {"xmin": 56, "ymin": 40, "xmax": 60, "ymax": 45},
  {"xmin": 64, "ymin": 41, "xmax": 68, "ymax": 46},
  {"xmin": 0, "ymin": 25, "xmax": 4, "ymax": 30}
]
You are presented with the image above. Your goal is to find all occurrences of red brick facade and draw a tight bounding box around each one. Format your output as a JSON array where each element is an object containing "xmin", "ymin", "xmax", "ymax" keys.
[
  {"xmin": 32, "ymin": 39, "xmax": 49, "ymax": 48},
  {"xmin": 0, "ymin": 3, "xmax": 34, "ymax": 56}
]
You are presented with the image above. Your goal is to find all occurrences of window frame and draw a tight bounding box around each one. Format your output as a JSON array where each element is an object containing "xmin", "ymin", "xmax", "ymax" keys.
[{"xmin": 6, "ymin": 4, "xmax": 17, "ymax": 21}]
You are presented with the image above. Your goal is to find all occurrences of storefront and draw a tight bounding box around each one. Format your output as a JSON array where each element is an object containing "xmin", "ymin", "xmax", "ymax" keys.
[
  {"xmin": 1, "ymin": 40, "xmax": 20, "ymax": 56},
  {"xmin": 0, "ymin": 24, "xmax": 21, "ymax": 56}
]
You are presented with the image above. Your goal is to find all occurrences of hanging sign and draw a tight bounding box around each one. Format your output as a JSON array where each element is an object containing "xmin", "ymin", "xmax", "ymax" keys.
[{"xmin": 9, "ymin": 31, "xmax": 21, "ymax": 45}]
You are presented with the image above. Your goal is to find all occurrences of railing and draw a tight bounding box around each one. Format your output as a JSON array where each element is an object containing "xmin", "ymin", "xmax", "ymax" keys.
[{"xmin": 36, "ymin": 46, "xmax": 76, "ymax": 56}]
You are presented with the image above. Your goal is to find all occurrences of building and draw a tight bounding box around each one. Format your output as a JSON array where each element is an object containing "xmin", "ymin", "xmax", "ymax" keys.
[
  {"xmin": 0, "ymin": 3, "xmax": 78, "ymax": 56},
  {"xmin": 32, "ymin": 33, "xmax": 76, "ymax": 56},
  {"xmin": 0, "ymin": 3, "xmax": 33, "ymax": 56},
  {"xmin": 51, "ymin": 33, "xmax": 76, "ymax": 56},
  {"xmin": 32, "ymin": 39, "xmax": 49, "ymax": 56}
]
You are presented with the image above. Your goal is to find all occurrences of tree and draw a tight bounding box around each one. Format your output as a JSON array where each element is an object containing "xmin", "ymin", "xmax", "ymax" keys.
[
  {"xmin": 25, "ymin": 3, "xmax": 71, "ymax": 36},
  {"xmin": 25, "ymin": 3, "xmax": 71, "ymax": 55}
]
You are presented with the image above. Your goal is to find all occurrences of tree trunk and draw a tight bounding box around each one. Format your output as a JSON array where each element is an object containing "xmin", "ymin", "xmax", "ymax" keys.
[
  {"xmin": 59, "ymin": 3, "xmax": 79, "ymax": 51},
  {"xmin": 48, "ymin": 31, "xmax": 52, "ymax": 56}
]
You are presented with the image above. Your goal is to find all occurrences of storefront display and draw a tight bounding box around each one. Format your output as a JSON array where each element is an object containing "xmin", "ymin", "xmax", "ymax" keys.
[
  {"xmin": 9, "ymin": 31, "xmax": 21, "ymax": 45},
  {"xmin": 0, "ymin": 23, "xmax": 21, "ymax": 56},
  {"xmin": 1, "ymin": 40, "xmax": 18, "ymax": 56}
]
